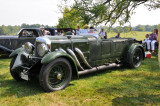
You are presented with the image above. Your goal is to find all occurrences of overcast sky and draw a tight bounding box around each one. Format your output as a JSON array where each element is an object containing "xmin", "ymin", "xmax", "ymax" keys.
[{"xmin": 0, "ymin": 0, "xmax": 160, "ymax": 27}]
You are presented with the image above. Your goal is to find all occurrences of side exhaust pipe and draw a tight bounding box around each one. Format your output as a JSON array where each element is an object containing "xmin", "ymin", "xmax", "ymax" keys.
[
  {"xmin": 78, "ymin": 63, "xmax": 122, "ymax": 75},
  {"xmin": 59, "ymin": 48, "xmax": 67, "ymax": 53},
  {"xmin": 67, "ymin": 49, "xmax": 84, "ymax": 71},
  {"xmin": 75, "ymin": 48, "xmax": 92, "ymax": 69}
]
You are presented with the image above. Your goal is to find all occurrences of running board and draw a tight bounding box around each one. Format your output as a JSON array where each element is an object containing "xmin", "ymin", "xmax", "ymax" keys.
[{"xmin": 78, "ymin": 63, "xmax": 122, "ymax": 76}]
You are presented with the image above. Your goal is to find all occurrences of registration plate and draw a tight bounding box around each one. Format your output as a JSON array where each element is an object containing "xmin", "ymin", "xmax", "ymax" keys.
[{"xmin": 20, "ymin": 72, "xmax": 29, "ymax": 80}]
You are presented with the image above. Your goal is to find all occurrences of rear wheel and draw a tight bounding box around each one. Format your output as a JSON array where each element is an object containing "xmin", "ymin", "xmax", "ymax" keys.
[
  {"xmin": 128, "ymin": 48, "xmax": 143, "ymax": 68},
  {"xmin": 39, "ymin": 58, "xmax": 72, "ymax": 92},
  {"xmin": 10, "ymin": 56, "xmax": 23, "ymax": 81}
]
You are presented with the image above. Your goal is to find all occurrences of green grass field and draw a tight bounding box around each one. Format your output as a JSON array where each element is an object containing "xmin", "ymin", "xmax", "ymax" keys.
[
  {"xmin": 108, "ymin": 31, "xmax": 152, "ymax": 40},
  {"xmin": 0, "ymin": 31, "xmax": 160, "ymax": 106}
]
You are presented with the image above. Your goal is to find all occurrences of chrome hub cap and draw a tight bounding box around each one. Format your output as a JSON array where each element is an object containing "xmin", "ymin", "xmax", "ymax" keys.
[
  {"xmin": 57, "ymin": 73, "xmax": 62, "ymax": 80},
  {"xmin": 136, "ymin": 56, "xmax": 140, "ymax": 60}
]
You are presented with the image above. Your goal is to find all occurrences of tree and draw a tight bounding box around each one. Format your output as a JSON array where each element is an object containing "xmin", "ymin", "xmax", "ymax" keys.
[
  {"xmin": 144, "ymin": 25, "xmax": 152, "ymax": 31},
  {"xmin": 57, "ymin": 7, "xmax": 85, "ymax": 28},
  {"xmin": 60, "ymin": 0, "xmax": 160, "ymax": 26},
  {"xmin": 134, "ymin": 25, "xmax": 145, "ymax": 31},
  {"xmin": 1, "ymin": 25, "xmax": 10, "ymax": 35}
]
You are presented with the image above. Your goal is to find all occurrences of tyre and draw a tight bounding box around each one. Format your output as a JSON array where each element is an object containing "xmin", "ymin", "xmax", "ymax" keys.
[
  {"xmin": 128, "ymin": 48, "xmax": 143, "ymax": 68},
  {"xmin": 10, "ymin": 56, "xmax": 23, "ymax": 81},
  {"xmin": 39, "ymin": 58, "xmax": 72, "ymax": 92}
]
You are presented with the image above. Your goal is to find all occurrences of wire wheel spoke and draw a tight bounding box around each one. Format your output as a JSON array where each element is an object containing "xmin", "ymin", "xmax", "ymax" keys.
[{"xmin": 48, "ymin": 64, "xmax": 67, "ymax": 88}]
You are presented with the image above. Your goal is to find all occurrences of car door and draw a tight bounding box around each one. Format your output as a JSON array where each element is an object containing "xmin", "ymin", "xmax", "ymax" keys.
[
  {"xmin": 0, "ymin": 36, "xmax": 18, "ymax": 50},
  {"xmin": 89, "ymin": 39, "xmax": 102, "ymax": 66},
  {"xmin": 111, "ymin": 39, "xmax": 126, "ymax": 57},
  {"xmin": 101, "ymin": 39, "xmax": 112, "ymax": 59}
]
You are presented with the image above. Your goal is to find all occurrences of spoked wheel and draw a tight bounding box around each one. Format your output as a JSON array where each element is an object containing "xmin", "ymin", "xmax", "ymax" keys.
[
  {"xmin": 39, "ymin": 58, "xmax": 72, "ymax": 92},
  {"xmin": 48, "ymin": 64, "xmax": 69, "ymax": 88},
  {"xmin": 129, "ymin": 48, "xmax": 143, "ymax": 68}
]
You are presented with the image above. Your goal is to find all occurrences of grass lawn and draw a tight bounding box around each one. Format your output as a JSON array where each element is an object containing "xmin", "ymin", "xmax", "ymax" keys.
[
  {"xmin": 108, "ymin": 31, "xmax": 152, "ymax": 40},
  {"xmin": 0, "ymin": 53, "xmax": 160, "ymax": 105}
]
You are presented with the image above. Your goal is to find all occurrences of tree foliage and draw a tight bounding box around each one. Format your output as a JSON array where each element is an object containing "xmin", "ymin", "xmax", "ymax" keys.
[
  {"xmin": 57, "ymin": 7, "xmax": 86, "ymax": 28},
  {"xmin": 60, "ymin": 0, "xmax": 159, "ymax": 26}
]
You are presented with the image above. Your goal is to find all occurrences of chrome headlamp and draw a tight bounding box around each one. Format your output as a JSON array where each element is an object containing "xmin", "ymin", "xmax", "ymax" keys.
[
  {"xmin": 36, "ymin": 37, "xmax": 51, "ymax": 57},
  {"xmin": 37, "ymin": 43, "xmax": 49, "ymax": 57},
  {"xmin": 24, "ymin": 42, "xmax": 34, "ymax": 54}
]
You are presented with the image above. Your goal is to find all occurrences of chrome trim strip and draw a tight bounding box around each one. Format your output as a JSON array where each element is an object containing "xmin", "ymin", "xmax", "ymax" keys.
[
  {"xmin": 36, "ymin": 37, "xmax": 51, "ymax": 45},
  {"xmin": 67, "ymin": 48, "xmax": 84, "ymax": 71},
  {"xmin": 0, "ymin": 45, "xmax": 13, "ymax": 53},
  {"xmin": 75, "ymin": 48, "xmax": 92, "ymax": 69},
  {"xmin": 59, "ymin": 48, "xmax": 67, "ymax": 53},
  {"xmin": 17, "ymin": 29, "xmax": 23, "ymax": 35}
]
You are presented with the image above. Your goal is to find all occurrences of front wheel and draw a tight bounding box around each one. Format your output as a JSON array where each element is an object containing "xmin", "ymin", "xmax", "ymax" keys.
[
  {"xmin": 39, "ymin": 58, "xmax": 72, "ymax": 92},
  {"xmin": 10, "ymin": 56, "xmax": 23, "ymax": 81},
  {"xmin": 128, "ymin": 48, "xmax": 143, "ymax": 68}
]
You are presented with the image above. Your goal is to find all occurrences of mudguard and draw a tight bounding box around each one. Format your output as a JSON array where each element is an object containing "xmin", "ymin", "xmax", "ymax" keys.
[
  {"xmin": 127, "ymin": 43, "xmax": 145, "ymax": 62},
  {"xmin": 10, "ymin": 48, "xmax": 29, "ymax": 71},
  {"xmin": 41, "ymin": 51, "xmax": 79, "ymax": 77},
  {"xmin": 11, "ymin": 53, "xmax": 29, "ymax": 70},
  {"xmin": 9, "ymin": 47, "xmax": 25, "ymax": 58}
]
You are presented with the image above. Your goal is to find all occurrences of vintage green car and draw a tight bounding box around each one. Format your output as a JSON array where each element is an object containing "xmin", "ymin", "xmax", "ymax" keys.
[{"xmin": 9, "ymin": 35, "xmax": 145, "ymax": 92}]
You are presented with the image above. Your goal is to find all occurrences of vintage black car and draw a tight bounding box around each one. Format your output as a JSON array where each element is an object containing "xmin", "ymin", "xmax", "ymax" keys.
[
  {"xmin": 0, "ymin": 28, "xmax": 58, "ymax": 56},
  {"xmin": 9, "ymin": 34, "xmax": 145, "ymax": 92}
]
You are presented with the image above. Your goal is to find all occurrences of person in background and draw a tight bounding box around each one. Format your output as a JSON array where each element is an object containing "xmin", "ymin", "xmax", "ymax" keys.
[
  {"xmin": 76, "ymin": 25, "xmax": 81, "ymax": 35},
  {"xmin": 40, "ymin": 27, "xmax": 49, "ymax": 35},
  {"xmin": 142, "ymin": 34, "xmax": 150, "ymax": 50},
  {"xmin": 88, "ymin": 26, "xmax": 96, "ymax": 34},
  {"xmin": 81, "ymin": 25, "xmax": 89, "ymax": 34},
  {"xmin": 88, "ymin": 26, "xmax": 99, "ymax": 39},
  {"xmin": 72, "ymin": 30, "xmax": 75, "ymax": 35},
  {"xmin": 143, "ymin": 34, "xmax": 150, "ymax": 43},
  {"xmin": 149, "ymin": 29, "xmax": 158, "ymax": 52},
  {"xmin": 115, "ymin": 32, "xmax": 120, "ymax": 38},
  {"xmin": 156, "ymin": 28, "xmax": 160, "ymax": 67},
  {"xmin": 22, "ymin": 30, "xmax": 27, "ymax": 36},
  {"xmin": 42, "ymin": 30, "xmax": 50, "ymax": 35},
  {"xmin": 59, "ymin": 30, "xmax": 64, "ymax": 36},
  {"xmin": 40, "ymin": 27, "xmax": 45, "ymax": 32},
  {"xmin": 84, "ymin": 25, "xmax": 89, "ymax": 31},
  {"xmin": 99, "ymin": 28, "xmax": 107, "ymax": 39},
  {"xmin": 45, "ymin": 30, "xmax": 51, "ymax": 35}
]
